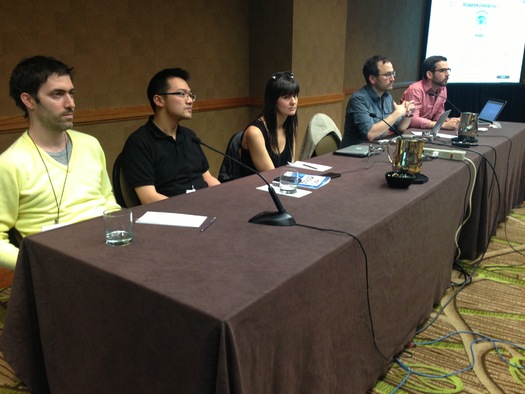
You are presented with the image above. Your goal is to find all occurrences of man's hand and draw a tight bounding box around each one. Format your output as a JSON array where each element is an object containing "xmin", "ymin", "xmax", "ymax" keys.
[{"xmin": 442, "ymin": 117, "xmax": 460, "ymax": 130}]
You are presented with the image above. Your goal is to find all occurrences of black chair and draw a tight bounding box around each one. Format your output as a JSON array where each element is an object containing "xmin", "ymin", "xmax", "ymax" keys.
[
  {"xmin": 218, "ymin": 131, "xmax": 244, "ymax": 183},
  {"xmin": 8, "ymin": 228, "xmax": 22, "ymax": 248},
  {"xmin": 112, "ymin": 153, "xmax": 141, "ymax": 208}
]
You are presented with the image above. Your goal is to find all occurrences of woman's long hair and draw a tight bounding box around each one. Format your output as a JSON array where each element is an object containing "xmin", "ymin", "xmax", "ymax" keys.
[{"xmin": 261, "ymin": 72, "xmax": 299, "ymax": 155}]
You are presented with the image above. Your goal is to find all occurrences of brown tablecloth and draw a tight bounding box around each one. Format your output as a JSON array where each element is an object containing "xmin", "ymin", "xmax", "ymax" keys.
[
  {"xmin": 440, "ymin": 122, "xmax": 525, "ymax": 258},
  {"xmin": 3, "ymin": 123, "xmax": 524, "ymax": 393}
]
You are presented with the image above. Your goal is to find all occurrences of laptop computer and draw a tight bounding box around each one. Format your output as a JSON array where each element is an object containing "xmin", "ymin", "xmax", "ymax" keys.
[
  {"xmin": 410, "ymin": 109, "xmax": 451, "ymax": 140},
  {"xmin": 430, "ymin": 109, "xmax": 451, "ymax": 138},
  {"xmin": 478, "ymin": 98, "xmax": 507, "ymax": 127},
  {"xmin": 333, "ymin": 144, "xmax": 370, "ymax": 157}
]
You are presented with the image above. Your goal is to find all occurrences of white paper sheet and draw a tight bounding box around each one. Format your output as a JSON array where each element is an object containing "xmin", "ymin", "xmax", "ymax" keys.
[
  {"xmin": 287, "ymin": 161, "xmax": 332, "ymax": 172},
  {"xmin": 411, "ymin": 131, "xmax": 455, "ymax": 140},
  {"xmin": 136, "ymin": 211, "xmax": 207, "ymax": 228}
]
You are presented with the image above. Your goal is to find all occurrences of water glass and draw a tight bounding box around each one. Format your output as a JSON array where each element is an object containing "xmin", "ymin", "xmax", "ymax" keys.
[
  {"xmin": 280, "ymin": 170, "xmax": 299, "ymax": 194},
  {"xmin": 104, "ymin": 208, "xmax": 133, "ymax": 246}
]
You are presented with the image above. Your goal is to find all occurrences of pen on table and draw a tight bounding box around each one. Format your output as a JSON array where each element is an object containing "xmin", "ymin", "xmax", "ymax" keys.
[
  {"xmin": 200, "ymin": 217, "xmax": 217, "ymax": 232},
  {"xmin": 303, "ymin": 163, "xmax": 317, "ymax": 170}
]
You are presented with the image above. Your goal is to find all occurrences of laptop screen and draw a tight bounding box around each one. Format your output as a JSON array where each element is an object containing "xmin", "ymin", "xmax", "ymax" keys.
[
  {"xmin": 478, "ymin": 99, "xmax": 507, "ymax": 123},
  {"xmin": 431, "ymin": 109, "xmax": 451, "ymax": 137}
]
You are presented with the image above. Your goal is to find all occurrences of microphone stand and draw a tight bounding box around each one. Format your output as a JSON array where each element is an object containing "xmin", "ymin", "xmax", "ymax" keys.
[
  {"xmin": 369, "ymin": 113, "xmax": 403, "ymax": 137},
  {"xmin": 428, "ymin": 92, "xmax": 462, "ymax": 116},
  {"xmin": 192, "ymin": 136, "xmax": 296, "ymax": 226}
]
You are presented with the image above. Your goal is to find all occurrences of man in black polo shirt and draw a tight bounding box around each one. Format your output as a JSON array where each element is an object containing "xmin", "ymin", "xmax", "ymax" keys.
[{"xmin": 120, "ymin": 68, "xmax": 220, "ymax": 205}]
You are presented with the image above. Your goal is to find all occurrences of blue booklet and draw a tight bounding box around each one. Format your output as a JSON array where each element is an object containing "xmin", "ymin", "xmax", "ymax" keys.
[{"xmin": 298, "ymin": 173, "xmax": 331, "ymax": 189}]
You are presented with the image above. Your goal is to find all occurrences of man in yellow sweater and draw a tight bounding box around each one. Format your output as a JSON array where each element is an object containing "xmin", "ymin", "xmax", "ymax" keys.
[{"xmin": 0, "ymin": 56, "xmax": 119, "ymax": 270}]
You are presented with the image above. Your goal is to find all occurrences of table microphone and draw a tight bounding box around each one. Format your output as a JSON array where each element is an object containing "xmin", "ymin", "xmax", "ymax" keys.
[
  {"xmin": 191, "ymin": 136, "xmax": 296, "ymax": 226},
  {"xmin": 369, "ymin": 113, "xmax": 403, "ymax": 137},
  {"xmin": 428, "ymin": 92, "xmax": 462, "ymax": 116}
]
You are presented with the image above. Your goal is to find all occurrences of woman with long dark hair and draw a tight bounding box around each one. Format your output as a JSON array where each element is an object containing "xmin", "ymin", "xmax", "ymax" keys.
[{"xmin": 240, "ymin": 71, "xmax": 299, "ymax": 176}]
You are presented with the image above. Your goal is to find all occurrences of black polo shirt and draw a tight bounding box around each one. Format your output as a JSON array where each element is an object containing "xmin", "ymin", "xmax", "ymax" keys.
[{"xmin": 121, "ymin": 117, "xmax": 210, "ymax": 197}]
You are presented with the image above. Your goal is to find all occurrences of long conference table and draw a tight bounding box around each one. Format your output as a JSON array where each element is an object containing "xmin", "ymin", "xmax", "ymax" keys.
[{"xmin": 3, "ymin": 122, "xmax": 524, "ymax": 393}]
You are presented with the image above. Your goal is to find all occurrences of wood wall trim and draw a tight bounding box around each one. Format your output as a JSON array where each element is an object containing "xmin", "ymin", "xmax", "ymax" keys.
[
  {"xmin": 343, "ymin": 81, "xmax": 415, "ymax": 96},
  {"xmin": 299, "ymin": 93, "xmax": 346, "ymax": 107},
  {"xmin": 0, "ymin": 93, "xmax": 345, "ymax": 134}
]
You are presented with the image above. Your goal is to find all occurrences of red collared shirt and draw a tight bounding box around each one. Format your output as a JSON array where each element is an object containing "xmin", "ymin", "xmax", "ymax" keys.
[{"xmin": 401, "ymin": 79, "xmax": 447, "ymax": 129}]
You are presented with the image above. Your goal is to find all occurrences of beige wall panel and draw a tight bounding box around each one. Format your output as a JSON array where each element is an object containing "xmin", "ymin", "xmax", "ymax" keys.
[
  {"xmin": 292, "ymin": 0, "xmax": 347, "ymax": 97},
  {"xmin": 344, "ymin": 0, "xmax": 427, "ymax": 91},
  {"xmin": 0, "ymin": 0, "xmax": 250, "ymax": 115}
]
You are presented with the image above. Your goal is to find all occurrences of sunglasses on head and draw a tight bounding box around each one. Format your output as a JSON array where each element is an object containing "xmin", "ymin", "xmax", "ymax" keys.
[{"xmin": 271, "ymin": 71, "xmax": 294, "ymax": 80}]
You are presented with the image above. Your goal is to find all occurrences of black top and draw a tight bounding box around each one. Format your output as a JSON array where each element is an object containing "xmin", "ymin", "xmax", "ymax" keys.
[
  {"xmin": 120, "ymin": 117, "xmax": 210, "ymax": 197},
  {"xmin": 239, "ymin": 119, "xmax": 293, "ymax": 177}
]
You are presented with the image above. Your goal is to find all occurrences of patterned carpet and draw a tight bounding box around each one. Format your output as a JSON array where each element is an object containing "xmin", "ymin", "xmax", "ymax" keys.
[
  {"xmin": 371, "ymin": 205, "xmax": 525, "ymax": 394},
  {"xmin": 0, "ymin": 286, "xmax": 27, "ymax": 393},
  {"xmin": 0, "ymin": 207, "xmax": 523, "ymax": 393}
]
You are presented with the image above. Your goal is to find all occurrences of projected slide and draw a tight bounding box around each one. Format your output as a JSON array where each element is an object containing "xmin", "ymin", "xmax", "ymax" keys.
[{"xmin": 426, "ymin": 0, "xmax": 525, "ymax": 83}]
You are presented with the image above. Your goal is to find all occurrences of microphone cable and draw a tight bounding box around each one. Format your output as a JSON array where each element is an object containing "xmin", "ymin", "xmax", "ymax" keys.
[
  {"xmin": 337, "ymin": 154, "xmax": 389, "ymax": 175},
  {"xmin": 294, "ymin": 222, "xmax": 391, "ymax": 362}
]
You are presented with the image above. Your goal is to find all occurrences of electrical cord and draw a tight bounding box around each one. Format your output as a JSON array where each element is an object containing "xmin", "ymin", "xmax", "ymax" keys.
[
  {"xmin": 312, "ymin": 137, "xmax": 519, "ymax": 366},
  {"xmin": 482, "ymin": 135, "xmax": 525, "ymax": 257},
  {"xmin": 338, "ymin": 154, "xmax": 388, "ymax": 175},
  {"xmin": 294, "ymin": 222, "xmax": 390, "ymax": 362},
  {"xmin": 428, "ymin": 139, "xmax": 505, "ymax": 265},
  {"xmin": 414, "ymin": 148, "xmax": 497, "ymax": 332},
  {"xmin": 390, "ymin": 330, "xmax": 525, "ymax": 393},
  {"xmin": 385, "ymin": 136, "xmax": 523, "ymax": 392},
  {"xmin": 452, "ymin": 157, "xmax": 477, "ymax": 262},
  {"xmin": 415, "ymin": 273, "xmax": 471, "ymax": 335},
  {"xmin": 462, "ymin": 145, "xmax": 502, "ymax": 266},
  {"xmin": 332, "ymin": 147, "xmax": 476, "ymax": 336},
  {"xmin": 414, "ymin": 158, "xmax": 474, "ymax": 333}
]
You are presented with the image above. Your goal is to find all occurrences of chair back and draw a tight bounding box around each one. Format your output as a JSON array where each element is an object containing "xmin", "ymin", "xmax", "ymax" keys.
[
  {"xmin": 313, "ymin": 133, "xmax": 340, "ymax": 157},
  {"xmin": 112, "ymin": 153, "xmax": 141, "ymax": 208},
  {"xmin": 218, "ymin": 131, "xmax": 244, "ymax": 183},
  {"xmin": 299, "ymin": 113, "xmax": 342, "ymax": 160},
  {"xmin": 8, "ymin": 228, "xmax": 22, "ymax": 248}
]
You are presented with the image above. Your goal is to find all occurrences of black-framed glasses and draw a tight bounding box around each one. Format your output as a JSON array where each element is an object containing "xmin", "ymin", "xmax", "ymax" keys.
[
  {"xmin": 272, "ymin": 71, "xmax": 294, "ymax": 80},
  {"xmin": 157, "ymin": 91, "xmax": 197, "ymax": 101},
  {"xmin": 434, "ymin": 68, "xmax": 451, "ymax": 73},
  {"xmin": 376, "ymin": 71, "xmax": 396, "ymax": 79}
]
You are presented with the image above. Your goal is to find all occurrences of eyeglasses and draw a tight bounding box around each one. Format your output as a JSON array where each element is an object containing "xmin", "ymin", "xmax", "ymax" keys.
[
  {"xmin": 376, "ymin": 71, "xmax": 396, "ymax": 79},
  {"xmin": 157, "ymin": 91, "xmax": 197, "ymax": 101},
  {"xmin": 272, "ymin": 71, "xmax": 295, "ymax": 80},
  {"xmin": 434, "ymin": 68, "xmax": 451, "ymax": 73}
]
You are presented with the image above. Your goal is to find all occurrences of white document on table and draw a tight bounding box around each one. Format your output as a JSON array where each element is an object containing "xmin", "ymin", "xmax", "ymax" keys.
[
  {"xmin": 136, "ymin": 211, "xmax": 207, "ymax": 228},
  {"xmin": 287, "ymin": 161, "xmax": 332, "ymax": 172}
]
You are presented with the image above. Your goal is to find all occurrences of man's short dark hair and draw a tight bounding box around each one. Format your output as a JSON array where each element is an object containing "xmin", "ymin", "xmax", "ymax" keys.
[
  {"xmin": 147, "ymin": 68, "xmax": 190, "ymax": 112},
  {"xmin": 9, "ymin": 56, "xmax": 74, "ymax": 118},
  {"xmin": 422, "ymin": 55, "xmax": 448, "ymax": 78},
  {"xmin": 363, "ymin": 55, "xmax": 391, "ymax": 85}
]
